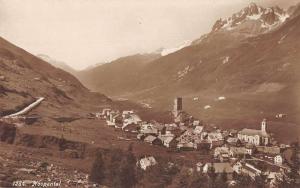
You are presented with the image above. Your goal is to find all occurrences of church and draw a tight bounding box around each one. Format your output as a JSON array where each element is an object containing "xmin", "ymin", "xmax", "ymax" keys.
[{"xmin": 237, "ymin": 119, "xmax": 270, "ymax": 146}]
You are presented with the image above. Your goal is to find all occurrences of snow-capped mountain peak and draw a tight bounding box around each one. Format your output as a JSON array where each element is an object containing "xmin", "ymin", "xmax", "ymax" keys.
[{"xmin": 212, "ymin": 3, "xmax": 289, "ymax": 33}]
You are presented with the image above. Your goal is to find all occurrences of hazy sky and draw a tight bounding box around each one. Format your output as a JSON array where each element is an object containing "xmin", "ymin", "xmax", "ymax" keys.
[{"xmin": 0, "ymin": 0, "xmax": 299, "ymax": 70}]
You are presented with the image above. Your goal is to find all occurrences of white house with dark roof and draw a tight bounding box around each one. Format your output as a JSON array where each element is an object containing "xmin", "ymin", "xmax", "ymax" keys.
[
  {"xmin": 274, "ymin": 154, "xmax": 284, "ymax": 165},
  {"xmin": 238, "ymin": 119, "xmax": 270, "ymax": 146}
]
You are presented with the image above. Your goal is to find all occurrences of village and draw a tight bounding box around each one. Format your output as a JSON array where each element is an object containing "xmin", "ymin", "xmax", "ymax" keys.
[{"xmin": 96, "ymin": 97, "xmax": 299, "ymax": 187}]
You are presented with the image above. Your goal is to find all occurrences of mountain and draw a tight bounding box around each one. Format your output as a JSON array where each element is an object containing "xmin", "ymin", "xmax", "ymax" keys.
[
  {"xmin": 192, "ymin": 3, "xmax": 289, "ymax": 46},
  {"xmin": 211, "ymin": 3, "xmax": 288, "ymax": 33},
  {"xmin": 37, "ymin": 54, "xmax": 76, "ymax": 74},
  {"xmin": 77, "ymin": 3, "xmax": 300, "ymax": 141},
  {"xmin": 77, "ymin": 53, "xmax": 161, "ymax": 95},
  {"xmin": 0, "ymin": 37, "xmax": 110, "ymax": 118}
]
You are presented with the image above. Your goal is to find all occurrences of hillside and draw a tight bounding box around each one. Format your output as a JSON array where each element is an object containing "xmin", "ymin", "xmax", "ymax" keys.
[
  {"xmin": 0, "ymin": 37, "xmax": 110, "ymax": 118},
  {"xmin": 77, "ymin": 3, "xmax": 300, "ymax": 141},
  {"xmin": 77, "ymin": 53, "xmax": 161, "ymax": 95},
  {"xmin": 36, "ymin": 54, "xmax": 77, "ymax": 75}
]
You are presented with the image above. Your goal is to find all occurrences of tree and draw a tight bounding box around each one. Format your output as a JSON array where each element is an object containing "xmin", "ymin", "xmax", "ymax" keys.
[
  {"xmin": 207, "ymin": 164, "xmax": 217, "ymax": 188},
  {"xmin": 112, "ymin": 146, "xmax": 137, "ymax": 188},
  {"xmin": 253, "ymin": 174, "xmax": 265, "ymax": 188},
  {"xmin": 89, "ymin": 152, "xmax": 105, "ymax": 184}
]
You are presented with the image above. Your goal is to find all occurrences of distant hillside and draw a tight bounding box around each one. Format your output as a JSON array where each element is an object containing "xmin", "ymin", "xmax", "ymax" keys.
[
  {"xmin": 37, "ymin": 54, "xmax": 76, "ymax": 74},
  {"xmin": 0, "ymin": 37, "xmax": 110, "ymax": 117},
  {"xmin": 77, "ymin": 53, "xmax": 161, "ymax": 95}
]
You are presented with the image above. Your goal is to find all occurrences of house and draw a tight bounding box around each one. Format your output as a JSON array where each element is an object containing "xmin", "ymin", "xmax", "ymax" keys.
[
  {"xmin": 144, "ymin": 135, "xmax": 162, "ymax": 145},
  {"xmin": 137, "ymin": 133, "xmax": 145, "ymax": 140},
  {"xmin": 229, "ymin": 129, "xmax": 238, "ymax": 137},
  {"xmin": 153, "ymin": 123, "xmax": 166, "ymax": 134},
  {"xmin": 237, "ymin": 119, "xmax": 270, "ymax": 146},
  {"xmin": 140, "ymin": 123, "xmax": 158, "ymax": 135},
  {"xmin": 274, "ymin": 155, "xmax": 284, "ymax": 165},
  {"xmin": 226, "ymin": 137, "xmax": 239, "ymax": 146},
  {"xmin": 193, "ymin": 126, "xmax": 204, "ymax": 135},
  {"xmin": 165, "ymin": 123, "xmax": 178, "ymax": 131},
  {"xmin": 102, "ymin": 108, "xmax": 111, "ymax": 117},
  {"xmin": 196, "ymin": 162, "xmax": 203, "ymax": 172},
  {"xmin": 106, "ymin": 120, "xmax": 116, "ymax": 127},
  {"xmin": 256, "ymin": 146, "xmax": 281, "ymax": 155},
  {"xmin": 233, "ymin": 162, "xmax": 243, "ymax": 174},
  {"xmin": 122, "ymin": 114, "xmax": 142, "ymax": 126},
  {"xmin": 122, "ymin": 123, "xmax": 139, "ymax": 133},
  {"xmin": 138, "ymin": 156, "xmax": 157, "ymax": 170},
  {"xmin": 229, "ymin": 146, "xmax": 253, "ymax": 157},
  {"xmin": 111, "ymin": 114, "xmax": 122, "ymax": 124},
  {"xmin": 158, "ymin": 131, "xmax": 176, "ymax": 148},
  {"xmin": 214, "ymin": 146, "xmax": 230, "ymax": 158},
  {"xmin": 177, "ymin": 142, "xmax": 194, "ymax": 151},
  {"xmin": 241, "ymin": 163, "xmax": 262, "ymax": 179},
  {"xmin": 161, "ymin": 137, "xmax": 177, "ymax": 148},
  {"xmin": 207, "ymin": 132, "xmax": 224, "ymax": 148},
  {"xmin": 193, "ymin": 120, "xmax": 200, "ymax": 126},
  {"xmin": 203, "ymin": 163, "xmax": 234, "ymax": 179},
  {"xmin": 122, "ymin": 110, "xmax": 134, "ymax": 115}
]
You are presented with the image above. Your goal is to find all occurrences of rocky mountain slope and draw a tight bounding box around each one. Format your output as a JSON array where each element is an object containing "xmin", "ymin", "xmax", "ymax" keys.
[
  {"xmin": 77, "ymin": 3, "xmax": 300, "ymax": 138},
  {"xmin": 0, "ymin": 37, "xmax": 110, "ymax": 118}
]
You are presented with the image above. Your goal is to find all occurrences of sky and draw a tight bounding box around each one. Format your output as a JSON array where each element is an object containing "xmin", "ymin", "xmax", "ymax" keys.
[{"xmin": 0, "ymin": 0, "xmax": 299, "ymax": 70}]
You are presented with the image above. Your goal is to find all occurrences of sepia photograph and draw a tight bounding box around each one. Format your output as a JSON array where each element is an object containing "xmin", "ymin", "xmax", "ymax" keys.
[{"xmin": 0, "ymin": 0, "xmax": 300, "ymax": 187}]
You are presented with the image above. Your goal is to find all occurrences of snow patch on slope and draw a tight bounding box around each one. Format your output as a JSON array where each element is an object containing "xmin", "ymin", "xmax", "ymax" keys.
[{"xmin": 161, "ymin": 40, "xmax": 191, "ymax": 56}]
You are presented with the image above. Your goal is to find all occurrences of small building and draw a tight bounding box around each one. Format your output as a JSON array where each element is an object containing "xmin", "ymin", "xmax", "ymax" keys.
[
  {"xmin": 256, "ymin": 146, "xmax": 281, "ymax": 155},
  {"xmin": 158, "ymin": 131, "xmax": 176, "ymax": 148},
  {"xmin": 274, "ymin": 155, "xmax": 284, "ymax": 165},
  {"xmin": 214, "ymin": 146, "xmax": 230, "ymax": 158},
  {"xmin": 233, "ymin": 162, "xmax": 243, "ymax": 174},
  {"xmin": 137, "ymin": 133, "xmax": 146, "ymax": 140},
  {"xmin": 241, "ymin": 163, "xmax": 262, "ymax": 179},
  {"xmin": 207, "ymin": 132, "xmax": 224, "ymax": 149},
  {"xmin": 122, "ymin": 110, "xmax": 134, "ymax": 118},
  {"xmin": 193, "ymin": 126, "xmax": 204, "ymax": 135},
  {"xmin": 144, "ymin": 135, "xmax": 162, "ymax": 146},
  {"xmin": 122, "ymin": 114, "xmax": 142, "ymax": 127},
  {"xmin": 122, "ymin": 123, "xmax": 139, "ymax": 133},
  {"xmin": 137, "ymin": 156, "xmax": 157, "ymax": 170},
  {"xmin": 196, "ymin": 162, "xmax": 203, "ymax": 172},
  {"xmin": 226, "ymin": 137, "xmax": 239, "ymax": 146},
  {"xmin": 193, "ymin": 120, "xmax": 200, "ymax": 126},
  {"xmin": 203, "ymin": 163, "xmax": 234, "ymax": 179},
  {"xmin": 229, "ymin": 146, "xmax": 253, "ymax": 157},
  {"xmin": 140, "ymin": 123, "xmax": 158, "ymax": 135},
  {"xmin": 177, "ymin": 142, "xmax": 194, "ymax": 151}
]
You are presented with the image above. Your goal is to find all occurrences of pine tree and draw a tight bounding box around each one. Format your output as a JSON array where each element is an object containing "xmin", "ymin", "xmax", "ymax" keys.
[{"xmin": 89, "ymin": 152, "xmax": 105, "ymax": 184}]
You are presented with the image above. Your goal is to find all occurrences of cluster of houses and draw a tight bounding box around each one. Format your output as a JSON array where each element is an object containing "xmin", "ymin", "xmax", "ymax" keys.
[{"xmin": 96, "ymin": 98, "xmax": 298, "ymax": 186}]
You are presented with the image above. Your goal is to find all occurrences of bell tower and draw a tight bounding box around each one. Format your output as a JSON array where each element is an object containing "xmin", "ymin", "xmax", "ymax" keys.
[
  {"xmin": 261, "ymin": 119, "xmax": 267, "ymax": 133},
  {"xmin": 173, "ymin": 97, "xmax": 183, "ymax": 117}
]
